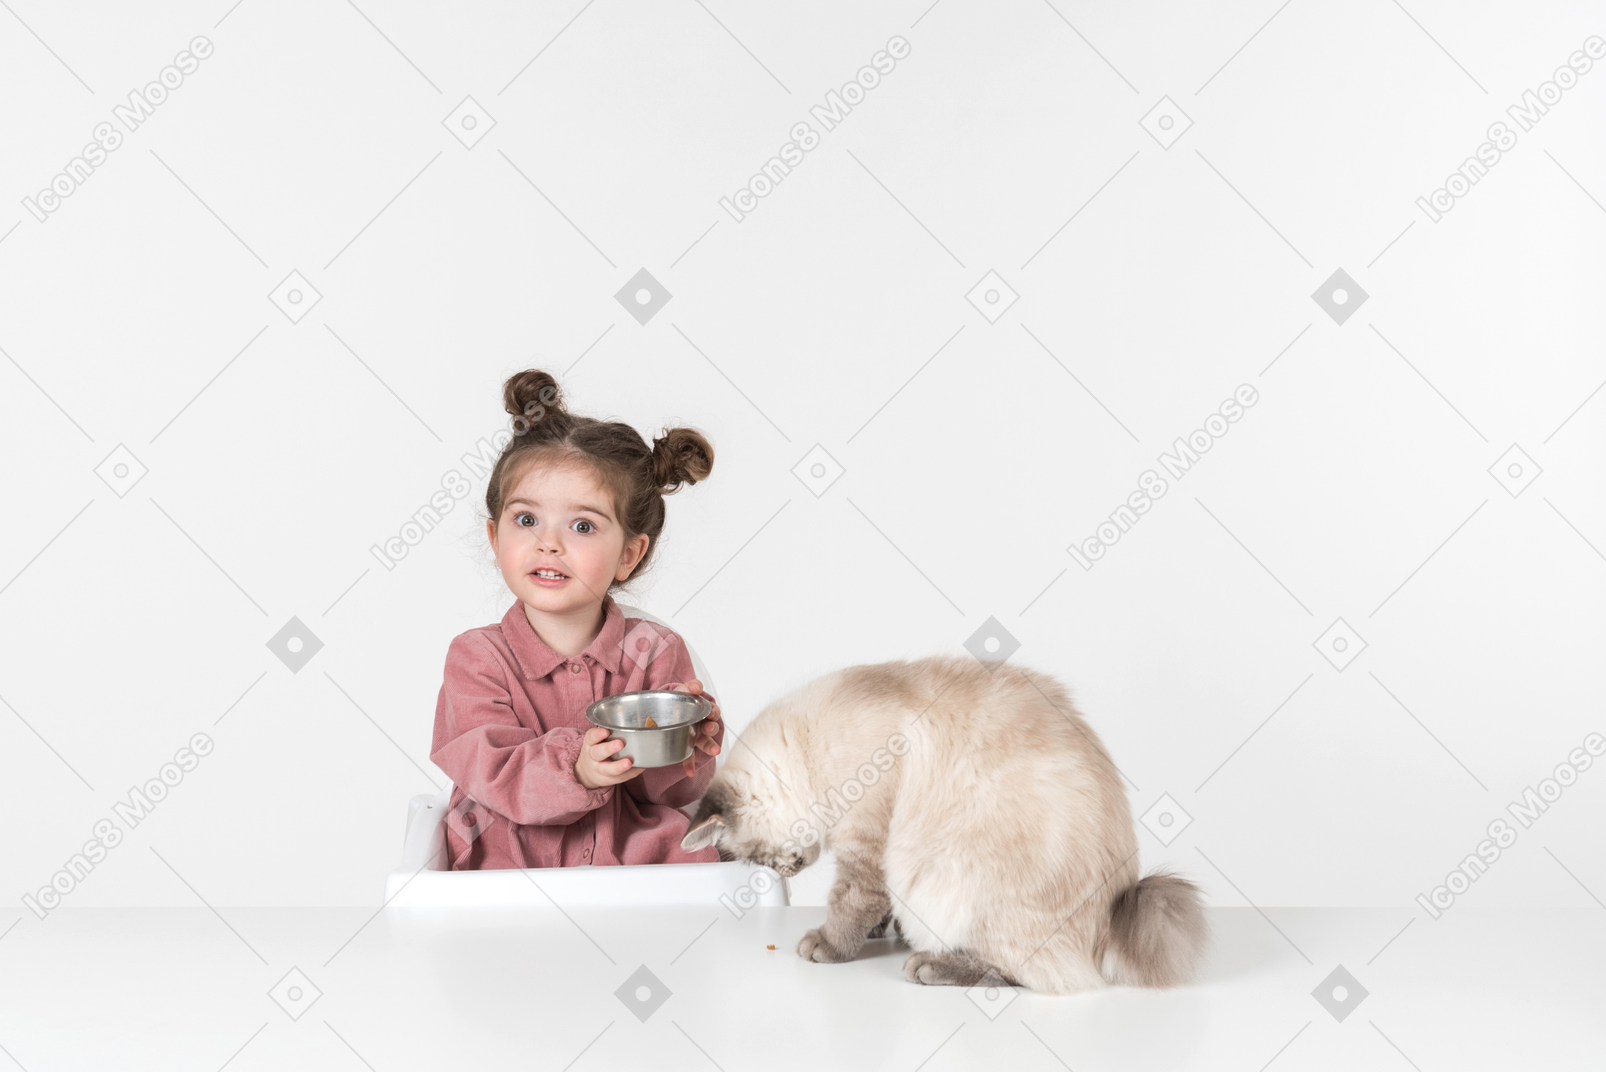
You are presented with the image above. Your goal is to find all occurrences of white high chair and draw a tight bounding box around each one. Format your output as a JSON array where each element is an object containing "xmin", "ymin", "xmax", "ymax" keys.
[{"xmin": 382, "ymin": 604, "xmax": 788, "ymax": 908}]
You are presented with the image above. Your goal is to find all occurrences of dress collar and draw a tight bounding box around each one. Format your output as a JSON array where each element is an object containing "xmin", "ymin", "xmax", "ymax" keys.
[{"xmin": 501, "ymin": 596, "xmax": 627, "ymax": 679}]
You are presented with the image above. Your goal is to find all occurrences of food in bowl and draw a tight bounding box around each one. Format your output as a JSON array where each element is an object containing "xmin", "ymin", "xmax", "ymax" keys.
[{"xmin": 584, "ymin": 690, "xmax": 711, "ymax": 769}]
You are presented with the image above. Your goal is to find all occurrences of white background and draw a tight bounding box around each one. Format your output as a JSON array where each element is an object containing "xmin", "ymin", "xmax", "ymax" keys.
[{"xmin": 1, "ymin": 0, "xmax": 1602, "ymax": 913}]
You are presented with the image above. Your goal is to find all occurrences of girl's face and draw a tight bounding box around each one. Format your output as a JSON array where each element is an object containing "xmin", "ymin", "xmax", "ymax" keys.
[{"xmin": 487, "ymin": 461, "xmax": 649, "ymax": 618}]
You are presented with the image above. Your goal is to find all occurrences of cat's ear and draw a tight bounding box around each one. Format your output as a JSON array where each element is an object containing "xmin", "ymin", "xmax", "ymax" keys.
[
  {"xmin": 682, "ymin": 784, "xmax": 731, "ymax": 851},
  {"xmin": 681, "ymin": 813, "xmax": 725, "ymax": 851}
]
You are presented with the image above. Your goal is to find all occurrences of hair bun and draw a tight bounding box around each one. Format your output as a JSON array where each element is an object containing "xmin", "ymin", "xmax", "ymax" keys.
[
  {"xmin": 652, "ymin": 427, "xmax": 714, "ymax": 492},
  {"xmin": 502, "ymin": 369, "xmax": 564, "ymax": 423}
]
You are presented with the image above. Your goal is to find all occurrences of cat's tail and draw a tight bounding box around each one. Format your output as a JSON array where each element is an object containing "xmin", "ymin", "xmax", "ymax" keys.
[{"xmin": 1097, "ymin": 870, "xmax": 1209, "ymax": 988}]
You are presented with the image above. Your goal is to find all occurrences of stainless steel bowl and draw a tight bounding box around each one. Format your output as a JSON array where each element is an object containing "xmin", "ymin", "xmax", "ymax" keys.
[{"xmin": 584, "ymin": 690, "xmax": 711, "ymax": 769}]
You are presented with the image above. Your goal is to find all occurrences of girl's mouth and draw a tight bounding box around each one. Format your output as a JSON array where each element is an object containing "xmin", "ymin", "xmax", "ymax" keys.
[{"xmin": 530, "ymin": 568, "xmax": 569, "ymax": 586}]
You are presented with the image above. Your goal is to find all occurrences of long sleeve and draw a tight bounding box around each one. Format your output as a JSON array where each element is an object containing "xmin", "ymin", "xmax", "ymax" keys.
[
  {"xmin": 430, "ymin": 633, "xmax": 614, "ymax": 826},
  {"xmin": 624, "ymin": 633, "xmax": 726, "ymax": 810}
]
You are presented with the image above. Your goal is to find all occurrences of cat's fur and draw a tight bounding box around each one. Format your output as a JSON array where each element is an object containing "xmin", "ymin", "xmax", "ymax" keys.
[{"xmin": 681, "ymin": 656, "xmax": 1208, "ymax": 994}]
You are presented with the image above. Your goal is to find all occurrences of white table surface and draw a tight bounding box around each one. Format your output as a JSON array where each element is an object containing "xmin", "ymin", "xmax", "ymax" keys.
[{"xmin": 0, "ymin": 906, "xmax": 1600, "ymax": 1070}]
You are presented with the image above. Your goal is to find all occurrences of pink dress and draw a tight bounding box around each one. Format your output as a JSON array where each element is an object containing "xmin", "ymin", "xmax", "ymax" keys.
[{"xmin": 430, "ymin": 597, "xmax": 723, "ymax": 870}]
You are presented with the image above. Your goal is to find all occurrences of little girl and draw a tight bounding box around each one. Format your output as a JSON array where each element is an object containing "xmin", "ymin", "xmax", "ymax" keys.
[{"xmin": 430, "ymin": 369, "xmax": 724, "ymax": 870}]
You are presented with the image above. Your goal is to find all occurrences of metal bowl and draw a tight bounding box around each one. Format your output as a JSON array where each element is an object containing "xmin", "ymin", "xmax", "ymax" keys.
[{"xmin": 584, "ymin": 690, "xmax": 711, "ymax": 769}]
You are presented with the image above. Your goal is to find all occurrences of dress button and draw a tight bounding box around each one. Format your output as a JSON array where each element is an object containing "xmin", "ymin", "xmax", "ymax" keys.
[
  {"xmin": 582, "ymin": 848, "xmax": 590, "ymax": 858},
  {"xmin": 569, "ymin": 662, "xmax": 583, "ymax": 674}
]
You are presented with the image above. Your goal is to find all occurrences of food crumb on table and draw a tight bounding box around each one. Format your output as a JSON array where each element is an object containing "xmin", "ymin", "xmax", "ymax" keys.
[{"xmin": 766, "ymin": 944, "xmax": 775, "ymax": 950}]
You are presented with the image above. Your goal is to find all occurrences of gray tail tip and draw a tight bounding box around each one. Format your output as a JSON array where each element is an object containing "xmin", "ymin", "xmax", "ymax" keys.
[{"xmin": 1100, "ymin": 869, "xmax": 1210, "ymax": 988}]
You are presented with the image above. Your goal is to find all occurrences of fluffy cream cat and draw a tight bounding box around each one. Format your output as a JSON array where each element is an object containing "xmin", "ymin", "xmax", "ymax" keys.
[{"xmin": 681, "ymin": 656, "xmax": 1208, "ymax": 994}]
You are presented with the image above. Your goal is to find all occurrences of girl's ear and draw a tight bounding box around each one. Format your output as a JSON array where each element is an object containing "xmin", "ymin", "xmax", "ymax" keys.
[
  {"xmin": 680, "ymin": 813, "xmax": 725, "ymax": 851},
  {"xmin": 485, "ymin": 517, "xmax": 498, "ymax": 553},
  {"xmin": 615, "ymin": 533, "xmax": 650, "ymax": 581}
]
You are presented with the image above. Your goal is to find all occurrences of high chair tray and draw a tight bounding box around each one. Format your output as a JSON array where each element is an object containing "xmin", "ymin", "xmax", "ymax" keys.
[{"xmin": 384, "ymin": 786, "xmax": 789, "ymax": 909}]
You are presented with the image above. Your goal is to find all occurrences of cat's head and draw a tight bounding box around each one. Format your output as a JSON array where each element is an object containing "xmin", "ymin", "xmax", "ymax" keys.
[{"xmin": 679, "ymin": 745, "xmax": 822, "ymax": 877}]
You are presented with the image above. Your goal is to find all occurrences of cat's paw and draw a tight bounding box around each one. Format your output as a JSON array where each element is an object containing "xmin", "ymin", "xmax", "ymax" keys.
[
  {"xmin": 903, "ymin": 951, "xmax": 993, "ymax": 986},
  {"xmin": 796, "ymin": 927, "xmax": 854, "ymax": 963},
  {"xmin": 903, "ymin": 950, "xmax": 941, "ymax": 984}
]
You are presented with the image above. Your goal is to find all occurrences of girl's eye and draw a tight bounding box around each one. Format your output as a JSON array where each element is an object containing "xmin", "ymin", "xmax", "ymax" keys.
[
  {"xmin": 572, "ymin": 519, "xmax": 595, "ymax": 534},
  {"xmin": 515, "ymin": 513, "xmax": 535, "ymax": 528}
]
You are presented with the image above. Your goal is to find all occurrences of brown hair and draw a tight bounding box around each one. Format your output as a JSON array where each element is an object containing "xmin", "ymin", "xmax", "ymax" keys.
[{"xmin": 485, "ymin": 369, "xmax": 713, "ymax": 588}]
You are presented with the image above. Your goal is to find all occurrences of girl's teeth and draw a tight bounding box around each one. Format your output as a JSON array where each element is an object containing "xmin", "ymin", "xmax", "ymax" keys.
[{"xmin": 535, "ymin": 570, "xmax": 564, "ymax": 579}]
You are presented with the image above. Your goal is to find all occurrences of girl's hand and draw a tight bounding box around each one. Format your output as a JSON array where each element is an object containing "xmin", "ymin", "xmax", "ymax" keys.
[
  {"xmin": 669, "ymin": 679, "xmax": 722, "ymax": 779},
  {"xmin": 575, "ymin": 726, "xmax": 645, "ymax": 789}
]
